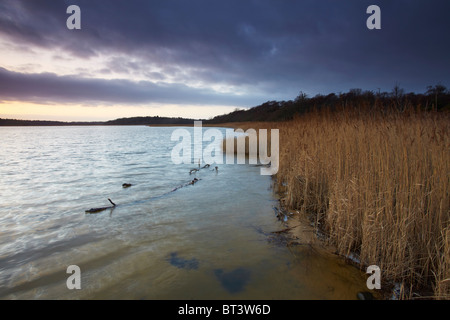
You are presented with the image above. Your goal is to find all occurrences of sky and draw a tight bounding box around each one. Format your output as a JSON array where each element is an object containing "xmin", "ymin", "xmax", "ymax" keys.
[{"xmin": 0, "ymin": 0, "xmax": 449, "ymax": 121}]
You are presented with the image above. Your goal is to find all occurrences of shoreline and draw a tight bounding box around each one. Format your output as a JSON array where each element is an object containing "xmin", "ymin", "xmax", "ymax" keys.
[
  {"xmin": 273, "ymin": 195, "xmax": 392, "ymax": 300},
  {"xmin": 267, "ymin": 108, "xmax": 449, "ymax": 300},
  {"xmin": 216, "ymin": 115, "xmax": 448, "ymax": 300},
  {"xmin": 147, "ymin": 122, "xmax": 255, "ymax": 128}
]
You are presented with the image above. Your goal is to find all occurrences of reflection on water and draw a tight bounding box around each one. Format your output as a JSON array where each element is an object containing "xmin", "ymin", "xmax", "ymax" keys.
[
  {"xmin": 0, "ymin": 126, "xmax": 369, "ymax": 299},
  {"xmin": 214, "ymin": 268, "xmax": 251, "ymax": 294},
  {"xmin": 168, "ymin": 252, "xmax": 199, "ymax": 270}
]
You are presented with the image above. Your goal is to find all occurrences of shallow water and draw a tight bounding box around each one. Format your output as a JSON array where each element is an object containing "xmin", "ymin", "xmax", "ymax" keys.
[{"xmin": 0, "ymin": 125, "xmax": 368, "ymax": 299}]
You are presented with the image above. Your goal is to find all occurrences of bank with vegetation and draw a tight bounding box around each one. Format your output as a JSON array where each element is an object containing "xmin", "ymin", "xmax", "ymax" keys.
[{"xmin": 221, "ymin": 86, "xmax": 449, "ymax": 300}]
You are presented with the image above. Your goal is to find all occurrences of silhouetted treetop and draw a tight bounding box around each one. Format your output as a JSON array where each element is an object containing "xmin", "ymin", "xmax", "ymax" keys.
[{"xmin": 207, "ymin": 85, "xmax": 449, "ymax": 123}]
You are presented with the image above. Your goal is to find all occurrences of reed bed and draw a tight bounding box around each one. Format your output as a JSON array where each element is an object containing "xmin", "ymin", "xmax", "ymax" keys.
[
  {"xmin": 229, "ymin": 104, "xmax": 449, "ymax": 299},
  {"xmin": 273, "ymin": 104, "xmax": 449, "ymax": 299}
]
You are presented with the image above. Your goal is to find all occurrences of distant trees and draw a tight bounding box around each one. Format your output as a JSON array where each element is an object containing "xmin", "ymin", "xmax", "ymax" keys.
[
  {"xmin": 207, "ymin": 84, "xmax": 449, "ymax": 124},
  {"xmin": 426, "ymin": 84, "xmax": 448, "ymax": 96},
  {"xmin": 0, "ymin": 116, "xmax": 196, "ymax": 126},
  {"xmin": 426, "ymin": 84, "xmax": 449, "ymax": 111},
  {"xmin": 294, "ymin": 91, "xmax": 308, "ymax": 103}
]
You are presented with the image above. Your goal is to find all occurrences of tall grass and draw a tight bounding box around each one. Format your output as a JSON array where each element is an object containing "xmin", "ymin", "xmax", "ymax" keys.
[
  {"xmin": 237, "ymin": 103, "xmax": 449, "ymax": 299},
  {"xmin": 273, "ymin": 104, "xmax": 449, "ymax": 299}
]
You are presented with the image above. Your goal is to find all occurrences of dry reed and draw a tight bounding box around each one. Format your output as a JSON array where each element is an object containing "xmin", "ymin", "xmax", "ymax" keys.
[{"xmin": 231, "ymin": 103, "xmax": 449, "ymax": 299}]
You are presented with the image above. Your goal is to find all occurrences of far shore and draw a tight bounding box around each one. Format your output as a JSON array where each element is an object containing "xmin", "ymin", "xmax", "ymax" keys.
[{"xmin": 147, "ymin": 122, "xmax": 268, "ymax": 129}]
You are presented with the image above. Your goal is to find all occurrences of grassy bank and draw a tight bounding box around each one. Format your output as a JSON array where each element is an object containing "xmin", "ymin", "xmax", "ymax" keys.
[{"xmin": 227, "ymin": 105, "xmax": 449, "ymax": 299}]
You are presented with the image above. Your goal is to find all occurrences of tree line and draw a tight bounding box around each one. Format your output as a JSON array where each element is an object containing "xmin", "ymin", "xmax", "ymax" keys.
[
  {"xmin": 207, "ymin": 84, "xmax": 450, "ymax": 124},
  {"xmin": 0, "ymin": 116, "xmax": 195, "ymax": 126},
  {"xmin": 1, "ymin": 85, "xmax": 448, "ymax": 126}
]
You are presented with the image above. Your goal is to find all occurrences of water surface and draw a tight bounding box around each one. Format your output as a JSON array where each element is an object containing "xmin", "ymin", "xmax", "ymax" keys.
[{"xmin": 0, "ymin": 126, "xmax": 368, "ymax": 299}]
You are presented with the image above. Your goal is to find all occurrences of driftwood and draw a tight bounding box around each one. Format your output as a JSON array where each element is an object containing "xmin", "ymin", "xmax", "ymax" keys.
[
  {"xmin": 271, "ymin": 226, "xmax": 296, "ymax": 234},
  {"xmin": 190, "ymin": 164, "xmax": 218, "ymax": 174},
  {"xmin": 171, "ymin": 178, "xmax": 200, "ymax": 192},
  {"xmin": 86, "ymin": 169, "xmax": 207, "ymax": 215},
  {"xmin": 85, "ymin": 198, "xmax": 116, "ymax": 214}
]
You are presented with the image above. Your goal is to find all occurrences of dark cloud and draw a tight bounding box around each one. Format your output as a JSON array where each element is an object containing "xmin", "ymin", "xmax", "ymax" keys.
[
  {"xmin": 0, "ymin": 0, "xmax": 449, "ymax": 107},
  {"xmin": 0, "ymin": 67, "xmax": 257, "ymax": 106}
]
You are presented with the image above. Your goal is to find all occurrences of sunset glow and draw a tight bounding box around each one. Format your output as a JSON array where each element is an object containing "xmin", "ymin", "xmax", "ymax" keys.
[{"xmin": 1, "ymin": 1, "xmax": 449, "ymax": 121}]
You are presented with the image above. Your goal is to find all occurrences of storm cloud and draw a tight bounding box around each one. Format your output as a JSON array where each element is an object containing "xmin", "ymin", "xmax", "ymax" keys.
[
  {"xmin": 0, "ymin": 0, "xmax": 449, "ymax": 109},
  {"xmin": 0, "ymin": 67, "xmax": 258, "ymax": 106}
]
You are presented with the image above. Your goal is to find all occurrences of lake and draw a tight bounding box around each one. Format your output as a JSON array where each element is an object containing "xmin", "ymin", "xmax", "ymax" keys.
[{"xmin": 0, "ymin": 125, "xmax": 368, "ymax": 299}]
